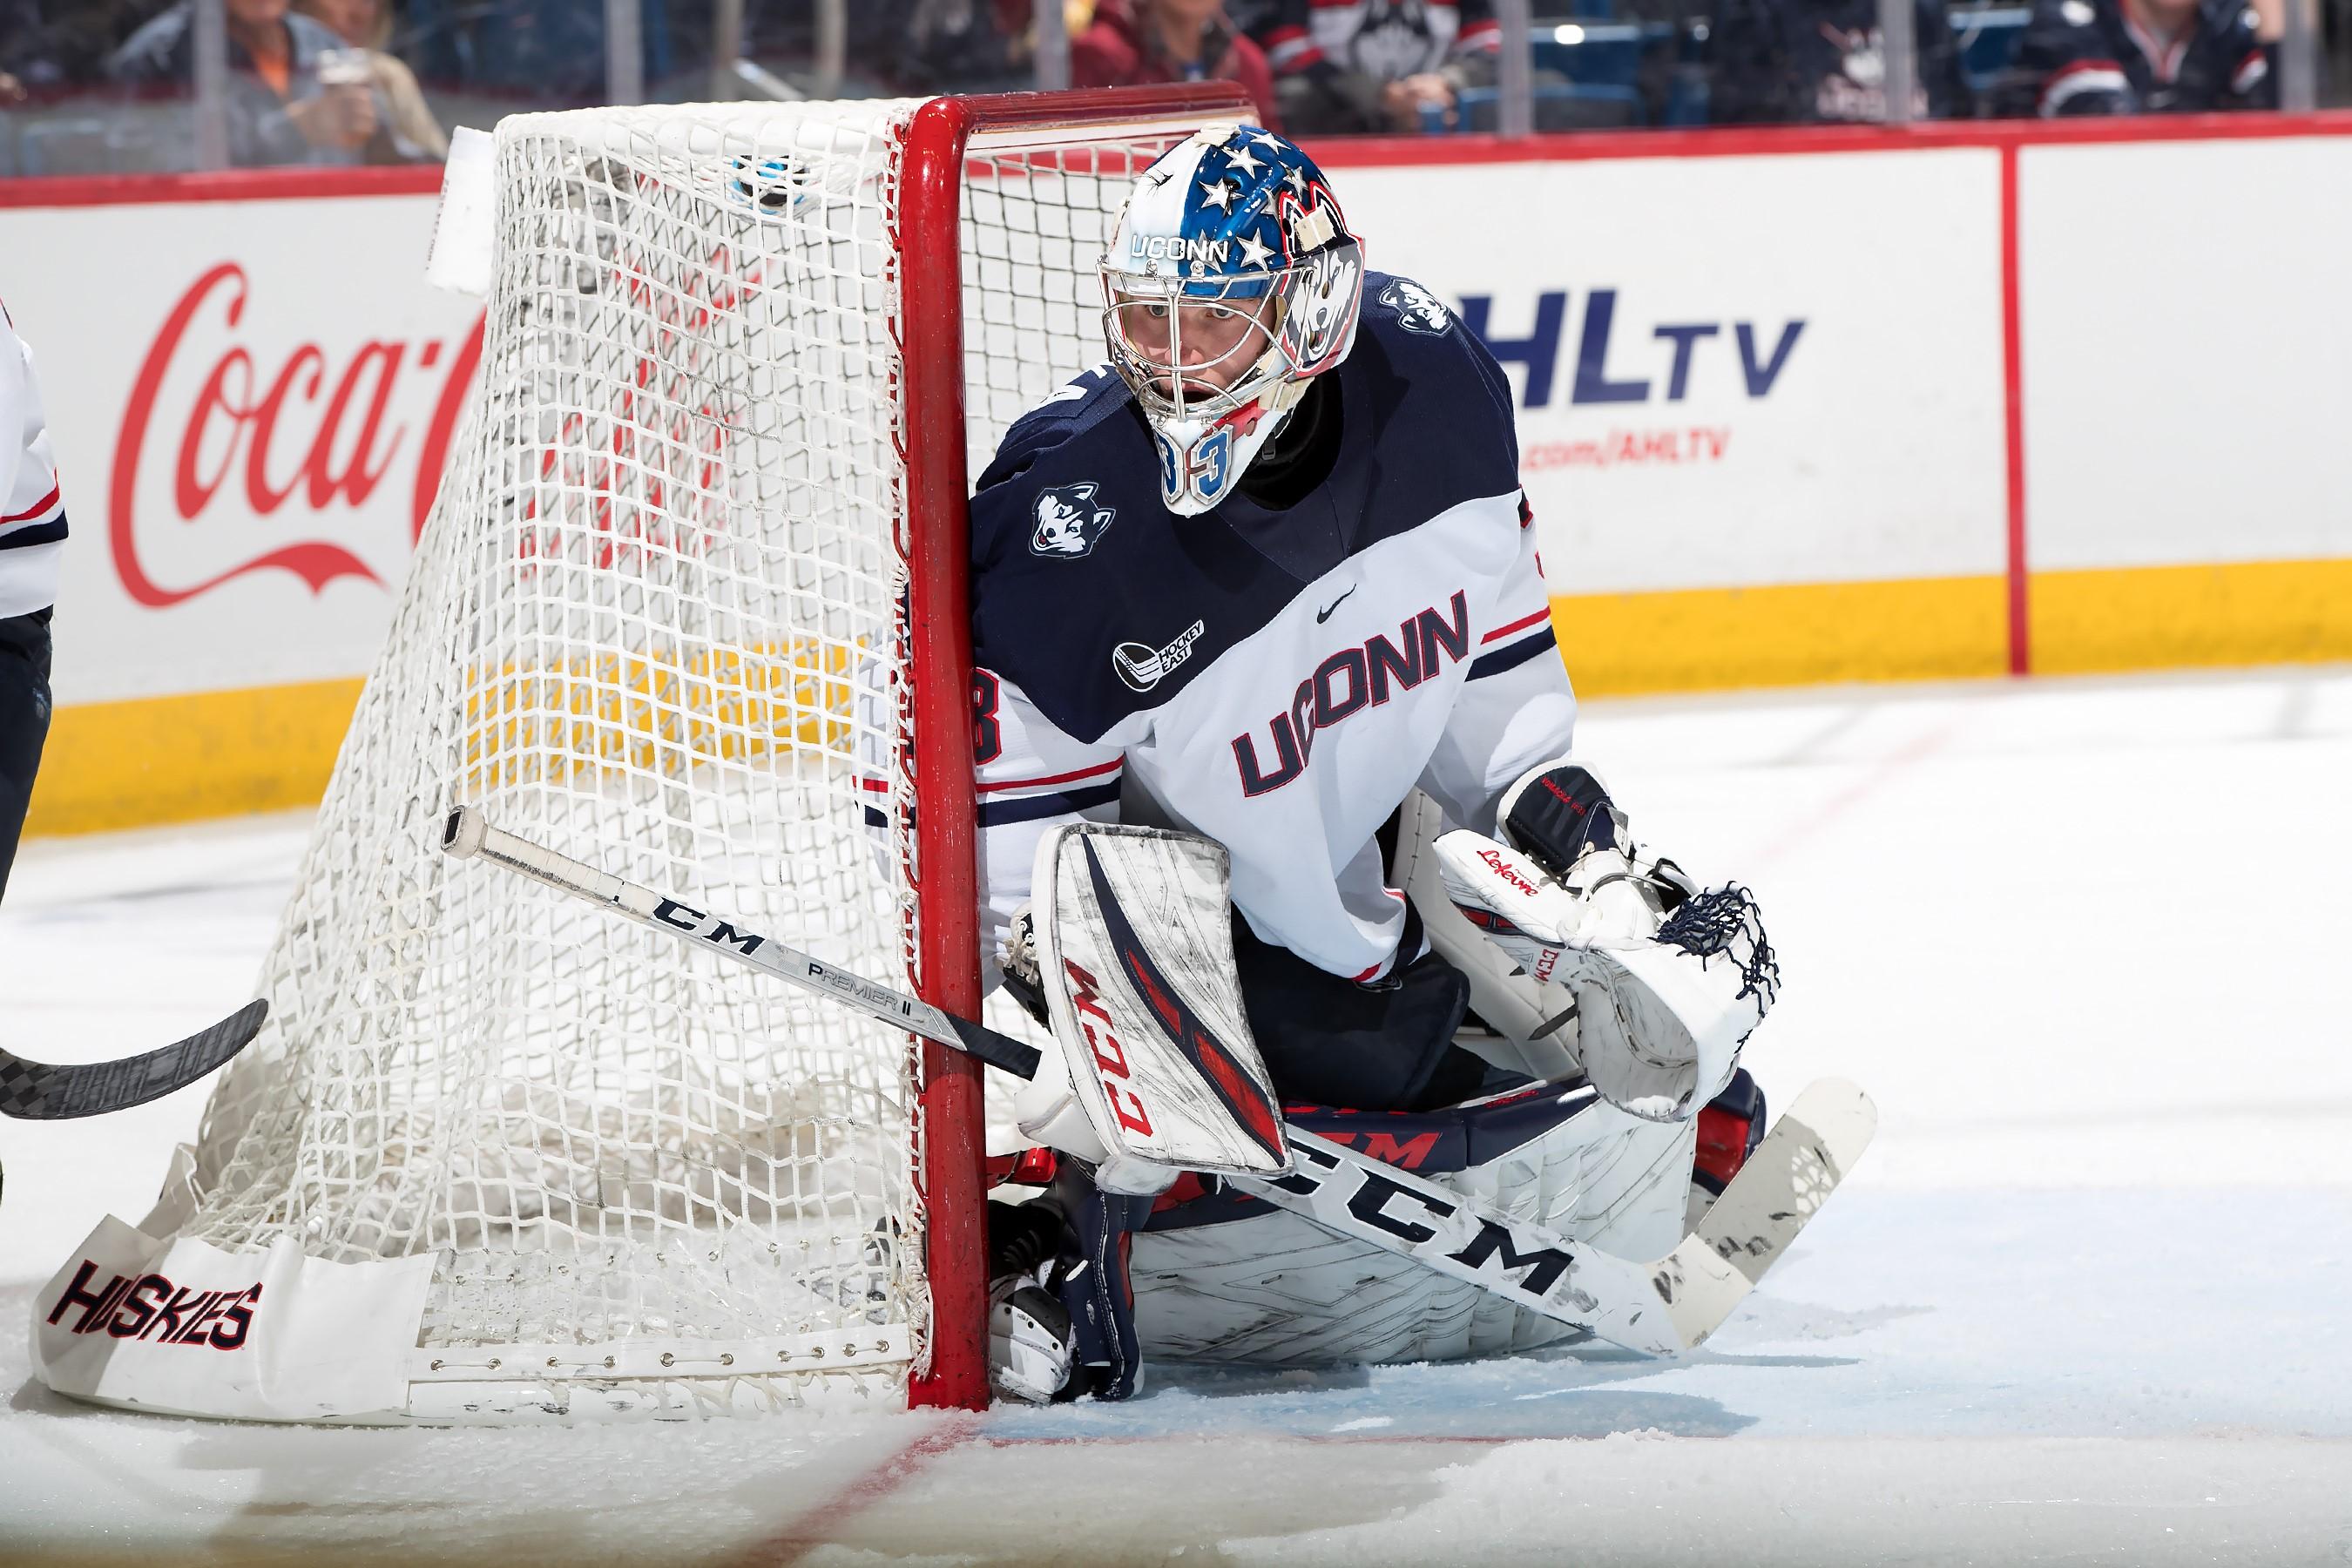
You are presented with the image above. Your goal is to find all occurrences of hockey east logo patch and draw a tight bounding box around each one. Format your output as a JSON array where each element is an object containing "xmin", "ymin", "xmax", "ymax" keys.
[
  {"xmin": 1030, "ymin": 483, "xmax": 1117, "ymax": 559},
  {"xmin": 1114, "ymin": 618, "xmax": 1206, "ymax": 693},
  {"xmin": 1380, "ymin": 278, "xmax": 1453, "ymax": 336}
]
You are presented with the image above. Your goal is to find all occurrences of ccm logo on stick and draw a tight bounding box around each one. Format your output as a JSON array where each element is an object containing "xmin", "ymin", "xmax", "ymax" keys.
[
  {"xmin": 1274, "ymin": 1140, "xmax": 1578, "ymax": 1294},
  {"xmin": 652, "ymin": 898, "xmax": 764, "ymax": 956}
]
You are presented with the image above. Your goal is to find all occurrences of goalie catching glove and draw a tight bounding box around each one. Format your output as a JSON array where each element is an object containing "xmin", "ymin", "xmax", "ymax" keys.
[{"xmin": 1435, "ymin": 762, "xmax": 1780, "ymax": 1121}]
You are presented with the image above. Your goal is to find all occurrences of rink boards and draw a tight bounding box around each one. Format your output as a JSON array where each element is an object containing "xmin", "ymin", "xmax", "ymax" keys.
[{"xmin": 2, "ymin": 114, "xmax": 2349, "ymax": 834}]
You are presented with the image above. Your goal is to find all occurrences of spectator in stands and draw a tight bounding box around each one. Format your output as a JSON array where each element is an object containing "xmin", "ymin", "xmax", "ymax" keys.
[
  {"xmin": 293, "ymin": 0, "xmax": 448, "ymax": 160},
  {"xmin": 1707, "ymin": 0, "xmax": 1974, "ymax": 122},
  {"xmin": 109, "ymin": 0, "xmax": 381, "ymax": 166},
  {"xmin": 1237, "ymin": 0, "xmax": 1501, "ymax": 134},
  {"xmin": 1998, "ymin": 0, "xmax": 2276, "ymax": 113},
  {"xmin": 1071, "ymin": 0, "xmax": 1282, "ymax": 129}
]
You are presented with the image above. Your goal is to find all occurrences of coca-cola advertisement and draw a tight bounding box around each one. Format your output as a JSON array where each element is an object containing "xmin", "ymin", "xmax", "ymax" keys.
[{"xmin": 10, "ymin": 186, "xmax": 482, "ymax": 709}]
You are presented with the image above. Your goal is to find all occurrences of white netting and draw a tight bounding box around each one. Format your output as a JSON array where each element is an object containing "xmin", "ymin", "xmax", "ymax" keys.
[{"xmin": 141, "ymin": 97, "xmax": 1218, "ymax": 1419}]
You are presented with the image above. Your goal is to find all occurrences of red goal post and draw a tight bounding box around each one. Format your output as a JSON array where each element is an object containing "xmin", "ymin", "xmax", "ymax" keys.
[{"xmin": 896, "ymin": 86, "xmax": 1258, "ymax": 1409}]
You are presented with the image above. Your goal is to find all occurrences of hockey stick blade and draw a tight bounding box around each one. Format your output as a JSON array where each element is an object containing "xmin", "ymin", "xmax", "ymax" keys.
[
  {"xmin": 439, "ymin": 807, "xmax": 1042, "ymax": 1079},
  {"xmin": 1655, "ymin": 1076, "xmax": 1878, "ymax": 1348},
  {"xmin": 1229, "ymin": 1077, "xmax": 1876, "ymax": 1355},
  {"xmin": 0, "ymin": 999, "xmax": 267, "ymax": 1121}
]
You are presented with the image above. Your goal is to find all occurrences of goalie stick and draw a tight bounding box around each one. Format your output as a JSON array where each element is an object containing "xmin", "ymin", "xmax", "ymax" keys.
[
  {"xmin": 439, "ymin": 806, "xmax": 1872, "ymax": 1354},
  {"xmin": 0, "ymin": 1000, "xmax": 267, "ymax": 1121},
  {"xmin": 438, "ymin": 808, "xmax": 1039, "ymax": 1078}
]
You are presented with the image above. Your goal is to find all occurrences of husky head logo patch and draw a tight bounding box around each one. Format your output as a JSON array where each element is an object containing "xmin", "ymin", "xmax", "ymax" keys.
[
  {"xmin": 1031, "ymin": 483, "xmax": 1118, "ymax": 559},
  {"xmin": 1380, "ymin": 278, "xmax": 1452, "ymax": 336}
]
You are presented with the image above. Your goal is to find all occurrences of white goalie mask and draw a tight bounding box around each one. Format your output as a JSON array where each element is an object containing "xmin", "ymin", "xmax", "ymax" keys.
[{"xmin": 1100, "ymin": 125, "xmax": 1365, "ymax": 517}]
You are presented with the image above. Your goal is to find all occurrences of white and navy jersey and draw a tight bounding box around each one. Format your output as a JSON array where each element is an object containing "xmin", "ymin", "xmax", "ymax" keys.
[
  {"xmin": 0, "ymin": 303, "xmax": 65, "ymax": 618},
  {"xmin": 966, "ymin": 273, "xmax": 1573, "ymax": 986}
]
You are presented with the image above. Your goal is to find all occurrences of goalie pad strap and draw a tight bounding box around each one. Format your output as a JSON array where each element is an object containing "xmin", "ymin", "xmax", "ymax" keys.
[
  {"xmin": 1498, "ymin": 761, "xmax": 1624, "ymax": 879},
  {"xmin": 985, "ymin": 1172, "xmax": 1152, "ymax": 1402}
]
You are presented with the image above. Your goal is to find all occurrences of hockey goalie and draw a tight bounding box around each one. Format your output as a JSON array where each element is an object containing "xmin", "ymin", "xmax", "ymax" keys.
[{"xmin": 962, "ymin": 125, "xmax": 1788, "ymax": 1403}]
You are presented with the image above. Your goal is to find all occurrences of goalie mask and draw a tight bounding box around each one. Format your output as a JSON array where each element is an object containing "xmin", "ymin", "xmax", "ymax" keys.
[{"xmin": 1101, "ymin": 125, "xmax": 1365, "ymax": 517}]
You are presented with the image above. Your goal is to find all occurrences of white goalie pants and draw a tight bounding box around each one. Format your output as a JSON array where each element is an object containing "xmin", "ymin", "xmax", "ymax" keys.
[{"xmin": 1127, "ymin": 1099, "xmax": 1695, "ymax": 1366}]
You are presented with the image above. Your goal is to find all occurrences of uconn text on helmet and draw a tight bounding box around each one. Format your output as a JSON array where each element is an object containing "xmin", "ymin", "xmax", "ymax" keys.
[{"xmin": 1100, "ymin": 125, "xmax": 1366, "ymax": 517}]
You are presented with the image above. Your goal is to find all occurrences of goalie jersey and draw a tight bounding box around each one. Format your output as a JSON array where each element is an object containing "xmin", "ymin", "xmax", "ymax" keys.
[{"xmin": 964, "ymin": 272, "xmax": 1574, "ymax": 987}]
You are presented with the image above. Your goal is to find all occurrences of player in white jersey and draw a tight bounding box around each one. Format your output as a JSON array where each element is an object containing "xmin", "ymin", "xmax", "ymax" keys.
[
  {"xmin": 962, "ymin": 127, "xmax": 1781, "ymax": 1402},
  {"xmin": 0, "ymin": 302, "xmax": 64, "ymax": 902}
]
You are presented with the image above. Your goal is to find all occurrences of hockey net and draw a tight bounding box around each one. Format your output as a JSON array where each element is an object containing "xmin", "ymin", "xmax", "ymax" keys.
[{"xmin": 111, "ymin": 89, "xmax": 1248, "ymax": 1422}]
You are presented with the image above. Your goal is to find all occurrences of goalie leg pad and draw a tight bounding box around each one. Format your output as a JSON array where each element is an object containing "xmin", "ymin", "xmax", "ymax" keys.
[
  {"xmin": 1688, "ymin": 1066, "xmax": 1767, "ymax": 1229},
  {"xmin": 1060, "ymin": 1178, "xmax": 1151, "ymax": 1402},
  {"xmin": 1032, "ymin": 824, "xmax": 1288, "ymax": 1192},
  {"xmin": 1129, "ymin": 1082, "xmax": 1700, "ymax": 1366}
]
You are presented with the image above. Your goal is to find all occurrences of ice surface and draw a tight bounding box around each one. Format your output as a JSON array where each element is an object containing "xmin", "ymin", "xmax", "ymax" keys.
[{"xmin": 2, "ymin": 667, "xmax": 2349, "ymax": 1565}]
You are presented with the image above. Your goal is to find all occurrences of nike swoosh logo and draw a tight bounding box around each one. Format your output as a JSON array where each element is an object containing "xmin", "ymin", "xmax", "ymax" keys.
[{"xmin": 1315, "ymin": 587, "xmax": 1356, "ymax": 624}]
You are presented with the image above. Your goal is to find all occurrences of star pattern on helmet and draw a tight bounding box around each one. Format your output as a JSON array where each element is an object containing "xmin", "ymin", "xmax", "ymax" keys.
[
  {"xmin": 1198, "ymin": 177, "xmax": 1238, "ymax": 213},
  {"xmin": 1284, "ymin": 165, "xmax": 1310, "ymax": 198},
  {"xmin": 1248, "ymin": 129, "xmax": 1284, "ymax": 152},
  {"xmin": 1223, "ymin": 143, "xmax": 1266, "ymax": 178},
  {"xmin": 1234, "ymin": 228, "xmax": 1276, "ymax": 270}
]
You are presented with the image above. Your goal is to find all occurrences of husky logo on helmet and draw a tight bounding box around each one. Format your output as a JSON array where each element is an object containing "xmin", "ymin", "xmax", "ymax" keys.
[
  {"xmin": 1030, "ymin": 483, "xmax": 1118, "ymax": 558},
  {"xmin": 1277, "ymin": 179, "xmax": 1342, "ymax": 258},
  {"xmin": 1280, "ymin": 243, "xmax": 1364, "ymax": 375},
  {"xmin": 1099, "ymin": 126, "xmax": 1366, "ymax": 518},
  {"xmin": 1380, "ymin": 277, "xmax": 1453, "ymax": 336}
]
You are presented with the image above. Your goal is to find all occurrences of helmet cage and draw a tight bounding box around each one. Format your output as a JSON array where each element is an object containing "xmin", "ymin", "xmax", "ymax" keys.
[
  {"xmin": 1100, "ymin": 272, "xmax": 1281, "ymax": 427},
  {"xmin": 1094, "ymin": 124, "xmax": 1365, "ymax": 515},
  {"xmin": 1099, "ymin": 239, "xmax": 1363, "ymax": 429}
]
